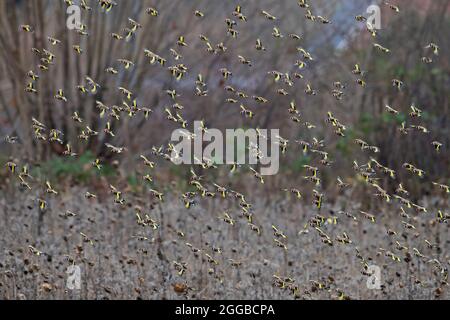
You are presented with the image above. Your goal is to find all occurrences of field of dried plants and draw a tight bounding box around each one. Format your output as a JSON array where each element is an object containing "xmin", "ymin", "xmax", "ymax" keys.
[{"xmin": 1, "ymin": 181, "xmax": 449, "ymax": 300}]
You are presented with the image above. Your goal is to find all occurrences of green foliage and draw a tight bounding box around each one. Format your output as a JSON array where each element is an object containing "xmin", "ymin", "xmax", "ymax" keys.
[
  {"xmin": 359, "ymin": 112, "xmax": 375, "ymax": 135},
  {"xmin": 127, "ymin": 174, "xmax": 139, "ymax": 187},
  {"xmin": 33, "ymin": 152, "xmax": 115, "ymax": 183},
  {"xmin": 407, "ymin": 64, "xmax": 426, "ymax": 81},
  {"xmin": 373, "ymin": 55, "xmax": 392, "ymax": 76},
  {"xmin": 168, "ymin": 165, "xmax": 191, "ymax": 191},
  {"xmin": 381, "ymin": 112, "xmax": 406, "ymax": 125},
  {"xmin": 290, "ymin": 154, "xmax": 311, "ymax": 173},
  {"xmin": 335, "ymin": 128, "xmax": 357, "ymax": 157},
  {"xmin": 126, "ymin": 173, "xmax": 145, "ymax": 193}
]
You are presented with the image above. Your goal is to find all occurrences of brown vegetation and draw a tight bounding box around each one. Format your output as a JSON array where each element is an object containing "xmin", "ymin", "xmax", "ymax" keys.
[{"xmin": 0, "ymin": 0, "xmax": 449, "ymax": 300}]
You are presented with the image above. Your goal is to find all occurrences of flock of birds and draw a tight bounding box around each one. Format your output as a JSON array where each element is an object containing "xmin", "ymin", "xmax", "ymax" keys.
[{"xmin": 1, "ymin": 0, "xmax": 449, "ymax": 299}]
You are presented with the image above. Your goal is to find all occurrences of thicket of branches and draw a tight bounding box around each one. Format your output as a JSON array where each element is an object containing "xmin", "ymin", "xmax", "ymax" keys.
[{"xmin": 0, "ymin": 0, "xmax": 449, "ymax": 194}]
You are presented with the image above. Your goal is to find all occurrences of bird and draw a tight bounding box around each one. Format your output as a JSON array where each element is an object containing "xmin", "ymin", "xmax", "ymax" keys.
[
  {"xmin": 219, "ymin": 211, "xmax": 235, "ymax": 226},
  {"xmin": 385, "ymin": 2, "xmax": 400, "ymax": 12},
  {"xmin": 177, "ymin": 36, "xmax": 187, "ymax": 47},
  {"xmin": 140, "ymin": 155, "xmax": 155, "ymax": 168},
  {"xmin": 432, "ymin": 141, "xmax": 443, "ymax": 153},
  {"xmin": 20, "ymin": 25, "xmax": 33, "ymax": 32},
  {"xmin": 374, "ymin": 43, "xmax": 390, "ymax": 53},
  {"xmin": 146, "ymin": 7, "xmax": 158, "ymax": 16},
  {"xmin": 425, "ymin": 43, "xmax": 439, "ymax": 55},
  {"xmin": 105, "ymin": 143, "xmax": 126, "ymax": 154},
  {"xmin": 54, "ymin": 89, "xmax": 68, "ymax": 102},
  {"xmin": 272, "ymin": 27, "xmax": 283, "ymax": 38},
  {"xmin": 352, "ymin": 64, "xmax": 365, "ymax": 75},
  {"xmin": 385, "ymin": 105, "xmax": 399, "ymax": 114},
  {"xmin": 118, "ymin": 58, "xmax": 134, "ymax": 69},
  {"xmin": 255, "ymin": 39, "xmax": 266, "ymax": 51},
  {"xmin": 47, "ymin": 36, "xmax": 61, "ymax": 45},
  {"xmin": 73, "ymin": 45, "xmax": 83, "ymax": 54},
  {"xmin": 194, "ymin": 10, "xmax": 204, "ymax": 18},
  {"xmin": 432, "ymin": 182, "xmax": 449, "ymax": 193}
]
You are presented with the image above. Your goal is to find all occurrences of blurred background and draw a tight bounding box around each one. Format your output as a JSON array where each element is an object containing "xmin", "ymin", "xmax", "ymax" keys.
[{"xmin": 0, "ymin": 0, "xmax": 449, "ymax": 196}]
